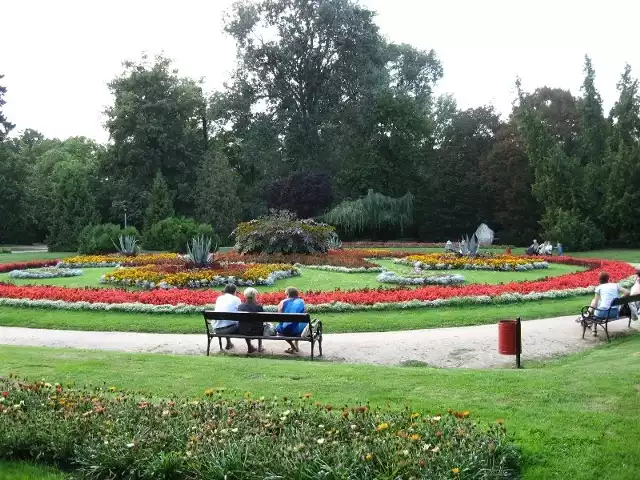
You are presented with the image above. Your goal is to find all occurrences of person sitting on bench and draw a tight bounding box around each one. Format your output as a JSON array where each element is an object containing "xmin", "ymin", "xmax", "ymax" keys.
[
  {"xmin": 630, "ymin": 270, "xmax": 640, "ymax": 321},
  {"xmin": 276, "ymin": 287, "xmax": 306, "ymax": 354},
  {"xmin": 587, "ymin": 271, "xmax": 629, "ymax": 322},
  {"xmin": 237, "ymin": 287, "xmax": 266, "ymax": 354},
  {"xmin": 213, "ymin": 283, "xmax": 241, "ymax": 350}
]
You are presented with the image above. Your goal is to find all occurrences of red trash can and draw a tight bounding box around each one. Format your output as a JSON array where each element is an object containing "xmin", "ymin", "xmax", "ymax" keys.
[{"xmin": 498, "ymin": 320, "xmax": 520, "ymax": 355}]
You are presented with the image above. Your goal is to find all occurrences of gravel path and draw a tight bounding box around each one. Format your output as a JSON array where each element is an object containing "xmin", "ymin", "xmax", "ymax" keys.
[{"xmin": 1, "ymin": 316, "xmax": 637, "ymax": 368}]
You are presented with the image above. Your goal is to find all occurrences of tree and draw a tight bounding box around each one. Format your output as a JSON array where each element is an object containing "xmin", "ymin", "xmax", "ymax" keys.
[
  {"xmin": 48, "ymin": 159, "xmax": 100, "ymax": 251},
  {"xmin": 603, "ymin": 65, "xmax": 640, "ymax": 244},
  {"xmin": 266, "ymin": 171, "xmax": 334, "ymax": 218},
  {"xmin": 144, "ymin": 171, "xmax": 174, "ymax": 230},
  {"xmin": 0, "ymin": 74, "xmax": 15, "ymax": 141},
  {"xmin": 480, "ymin": 124, "xmax": 540, "ymax": 244},
  {"xmin": 0, "ymin": 144, "xmax": 30, "ymax": 243},
  {"xmin": 104, "ymin": 54, "xmax": 207, "ymax": 226},
  {"xmin": 193, "ymin": 152, "xmax": 241, "ymax": 241}
]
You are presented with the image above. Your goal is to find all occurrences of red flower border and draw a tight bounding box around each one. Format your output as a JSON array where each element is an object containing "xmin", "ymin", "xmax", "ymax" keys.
[{"xmin": 0, "ymin": 256, "xmax": 634, "ymax": 308}]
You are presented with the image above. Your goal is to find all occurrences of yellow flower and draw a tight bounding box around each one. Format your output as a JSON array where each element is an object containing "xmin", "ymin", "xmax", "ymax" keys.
[
  {"xmin": 410, "ymin": 433, "xmax": 421, "ymax": 441},
  {"xmin": 108, "ymin": 387, "xmax": 117, "ymax": 392},
  {"xmin": 411, "ymin": 412, "xmax": 420, "ymax": 419},
  {"xmin": 376, "ymin": 422, "xmax": 389, "ymax": 431},
  {"xmin": 204, "ymin": 389, "xmax": 214, "ymax": 397},
  {"xmin": 452, "ymin": 467, "xmax": 460, "ymax": 474},
  {"xmin": 365, "ymin": 453, "xmax": 373, "ymax": 461}
]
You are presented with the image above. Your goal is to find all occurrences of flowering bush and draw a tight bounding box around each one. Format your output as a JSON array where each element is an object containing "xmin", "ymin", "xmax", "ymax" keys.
[
  {"xmin": 0, "ymin": 260, "xmax": 58, "ymax": 274},
  {"xmin": 398, "ymin": 254, "xmax": 549, "ymax": 271},
  {"xmin": 377, "ymin": 271, "xmax": 466, "ymax": 286},
  {"xmin": 101, "ymin": 263, "xmax": 299, "ymax": 289},
  {"xmin": 58, "ymin": 253, "xmax": 182, "ymax": 268},
  {"xmin": 0, "ymin": 247, "xmax": 11, "ymax": 254},
  {"xmin": 234, "ymin": 210, "xmax": 335, "ymax": 254},
  {"xmin": 0, "ymin": 377, "xmax": 521, "ymax": 479},
  {"xmin": 9, "ymin": 268, "xmax": 83, "ymax": 279}
]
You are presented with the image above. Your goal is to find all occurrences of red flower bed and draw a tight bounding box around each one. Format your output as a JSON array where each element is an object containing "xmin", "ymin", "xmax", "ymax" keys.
[
  {"xmin": 0, "ymin": 257, "xmax": 634, "ymax": 308},
  {"xmin": 0, "ymin": 260, "xmax": 58, "ymax": 274}
]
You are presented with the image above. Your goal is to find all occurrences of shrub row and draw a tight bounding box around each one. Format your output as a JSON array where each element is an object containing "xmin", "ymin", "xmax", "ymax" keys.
[
  {"xmin": 79, "ymin": 218, "xmax": 217, "ymax": 254},
  {"xmin": 0, "ymin": 377, "xmax": 520, "ymax": 480}
]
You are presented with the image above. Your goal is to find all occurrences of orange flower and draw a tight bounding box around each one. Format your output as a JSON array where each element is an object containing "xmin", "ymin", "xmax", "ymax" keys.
[{"xmin": 452, "ymin": 467, "xmax": 460, "ymax": 474}]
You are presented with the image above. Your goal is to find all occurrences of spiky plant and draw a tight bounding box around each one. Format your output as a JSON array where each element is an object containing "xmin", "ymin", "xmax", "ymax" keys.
[
  {"xmin": 186, "ymin": 235, "xmax": 217, "ymax": 268},
  {"xmin": 113, "ymin": 235, "xmax": 139, "ymax": 257},
  {"xmin": 327, "ymin": 233, "xmax": 343, "ymax": 250}
]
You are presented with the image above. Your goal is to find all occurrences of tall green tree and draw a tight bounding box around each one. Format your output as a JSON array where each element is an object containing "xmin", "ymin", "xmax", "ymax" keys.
[
  {"xmin": 144, "ymin": 171, "xmax": 174, "ymax": 230},
  {"xmin": 104, "ymin": 55, "xmax": 207, "ymax": 226},
  {"xmin": 193, "ymin": 152, "xmax": 241, "ymax": 241},
  {"xmin": 0, "ymin": 74, "xmax": 15, "ymax": 141},
  {"xmin": 603, "ymin": 65, "xmax": 640, "ymax": 244}
]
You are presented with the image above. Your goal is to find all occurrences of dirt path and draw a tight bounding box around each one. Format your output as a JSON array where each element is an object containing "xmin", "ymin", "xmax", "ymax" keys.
[{"xmin": 1, "ymin": 316, "xmax": 637, "ymax": 368}]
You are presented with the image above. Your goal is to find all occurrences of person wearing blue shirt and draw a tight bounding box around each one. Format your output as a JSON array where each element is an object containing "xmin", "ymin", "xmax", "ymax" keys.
[{"xmin": 276, "ymin": 287, "xmax": 306, "ymax": 354}]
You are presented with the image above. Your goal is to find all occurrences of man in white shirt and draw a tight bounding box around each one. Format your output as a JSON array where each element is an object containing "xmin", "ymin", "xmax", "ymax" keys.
[
  {"xmin": 590, "ymin": 271, "xmax": 629, "ymax": 321},
  {"xmin": 213, "ymin": 283, "xmax": 241, "ymax": 350}
]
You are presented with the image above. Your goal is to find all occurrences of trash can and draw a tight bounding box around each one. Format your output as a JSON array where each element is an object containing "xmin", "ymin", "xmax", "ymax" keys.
[{"xmin": 498, "ymin": 320, "xmax": 520, "ymax": 355}]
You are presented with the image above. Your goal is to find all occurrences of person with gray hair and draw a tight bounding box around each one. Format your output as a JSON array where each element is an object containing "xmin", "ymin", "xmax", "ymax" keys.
[{"xmin": 237, "ymin": 287, "xmax": 265, "ymax": 353}]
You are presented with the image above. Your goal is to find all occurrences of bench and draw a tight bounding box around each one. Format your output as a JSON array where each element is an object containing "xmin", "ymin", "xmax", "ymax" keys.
[
  {"xmin": 580, "ymin": 294, "xmax": 640, "ymax": 342},
  {"xmin": 202, "ymin": 311, "xmax": 323, "ymax": 360}
]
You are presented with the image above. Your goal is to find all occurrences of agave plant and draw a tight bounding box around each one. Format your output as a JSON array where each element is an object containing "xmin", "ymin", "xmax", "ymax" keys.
[
  {"xmin": 458, "ymin": 234, "xmax": 480, "ymax": 257},
  {"xmin": 186, "ymin": 235, "xmax": 217, "ymax": 268},
  {"xmin": 113, "ymin": 235, "xmax": 139, "ymax": 257},
  {"xmin": 327, "ymin": 232, "xmax": 343, "ymax": 250}
]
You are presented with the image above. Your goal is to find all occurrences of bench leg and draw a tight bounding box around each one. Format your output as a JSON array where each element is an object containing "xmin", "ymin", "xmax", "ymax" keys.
[
  {"xmin": 582, "ymin": 320, "xmax": 588, "ymax": 339},
  {"xmin": 206, "ymin": 336, "xmax": 212, "ymax": 356},
  {"xmin": 604, "ymin": 322, "xmax": 610, "ymax": 343},
  {"xmin": 318, "ymin": 336, "xmax": 323, "ymax": 357},
  {"xmin": 310, "ymin": 339, "xmax": 315, "ymax": 361},
  {"xmin": 218, "ymin": 337, "xmax": 223, "ymax": 351}
]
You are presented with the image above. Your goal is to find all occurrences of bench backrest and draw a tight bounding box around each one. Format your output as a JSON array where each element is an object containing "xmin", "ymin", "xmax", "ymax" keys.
[
  {"xmin": 202, "ymin": 310, "xmax": 310, "ymax": 325},
  {"xmin": 611, "ymin": 294, "xmax": 640, "ymax": 307}
]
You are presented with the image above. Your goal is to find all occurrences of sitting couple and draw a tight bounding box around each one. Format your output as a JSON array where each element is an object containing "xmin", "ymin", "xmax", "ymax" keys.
[
  {"xmin": 213, "ymin": 284, "xmax": 307, "ymax": 354},
  {"xmin": 580, "ymin": 270, "xmax": 640, "ymax": 331}
]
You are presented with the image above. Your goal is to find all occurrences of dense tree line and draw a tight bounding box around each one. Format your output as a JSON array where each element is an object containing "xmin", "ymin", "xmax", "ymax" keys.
[{"xmin": 1, "ymin": 0, "xmax": 639, "ymax": 250}]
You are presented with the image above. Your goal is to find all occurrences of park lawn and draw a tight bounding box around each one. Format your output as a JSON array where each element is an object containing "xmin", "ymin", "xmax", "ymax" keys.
[
  {"xmin": 2, "ymin": 337, "xmax": 640, "ymax": 479},
  {"xmin": 0, "ymin": 295, "xmax": 591, "ymax": 334},
  {"xmin": 0, "ymin": 461, "xmax": 65, "ymax": 480},
  {"xmin": 0, "ymin": 252, "xmax": 74, "ymax": 264}
]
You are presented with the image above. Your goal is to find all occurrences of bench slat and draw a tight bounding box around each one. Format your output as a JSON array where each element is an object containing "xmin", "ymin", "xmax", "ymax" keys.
[
  {"xmin": 611, "ymin": 294, "xmax": 640, "ymax": 306},
  {"xmin": 202, "ymin": 310, "xmax": 310, "ymax": 324}
]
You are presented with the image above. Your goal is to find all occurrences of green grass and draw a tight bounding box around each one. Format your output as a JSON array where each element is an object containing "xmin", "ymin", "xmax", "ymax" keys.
[
  {"xmin": 0, "ymin": 252, "xmax": 74, "ymax": 264},
  {"xmin": 0, "ymin": 295, "xmax": 591, "ymax": 334},
  {"xmin": 2, "ymin": 337, "xmax": 640, "ymax": 479},
  {"xmin": 0, "ymin": 461, "xmax": 65, "ymax": 480}
]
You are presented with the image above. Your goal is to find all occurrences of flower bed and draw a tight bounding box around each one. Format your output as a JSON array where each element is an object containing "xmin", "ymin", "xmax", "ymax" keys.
[
  {"xmin": 0, "ymin": 377, "xmax": 520, "ymax": 479},
  {"xmin": 9, "ymin": 267, "xmax": 83, "ymax": 279},
  {"xmin": 377, "ymin": 271, "xmax": 465, "ymax": 286},
  {"xmin": 0, "ymin": 260, "xmax": 58, "ymax": 274},
  {"xmin": 397, "ymin": 254, "xmax": 548, "ymax": 271},
  {"xmin": 58, "ymin": 253, "xmax": 182, "ymax": 268},
  {"xmin": 344, "ymin": 241, "xmax": 514, "ymax": 249},
  {"xmin": 101, "ymin": 263, "xmax": 299, "ymax": 289},
  {"xmin": 0, "ymin": 257, "xmax": 634, "ymax": 314},
  {"xmin": 219, "ymin": 250, "xmax": 382, "ymax": 269}
]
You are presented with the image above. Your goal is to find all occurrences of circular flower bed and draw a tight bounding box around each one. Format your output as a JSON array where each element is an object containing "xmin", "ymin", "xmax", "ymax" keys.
[
  {"xmin": 377, "ymin": 271, "xmax": 465, "ymax": 286},
  {"xmin": 101, "ymin": 263, "xmax": 299, "ymax": 289},
  {"xmin": 396, "ymin": 254, "xmax": 548, "ymax": 271},
  {"xmin": 9, "ymin": 267, "xmax": 83, "ymax": 279},
  {"xmin": 0, "ymin": 256, "xmax": 634, "ymax": 314}
]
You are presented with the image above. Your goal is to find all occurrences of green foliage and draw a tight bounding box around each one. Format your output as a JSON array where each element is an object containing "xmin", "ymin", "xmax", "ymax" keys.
[
  {"xmin": 78, "ymin": 224, "xmax": 141, "ymax": 255},
  {"xmin": 234, "ymin": 210, "xmax": 335, "ymax": 254},
  {"xmin": 324, "ymin": 190, "xmax": 413, "ymax": 236},
  {"xmin": 186, "ymin": 235, "xmax": 217, "ymax": 267},
  {"xmin": 144, "ymin": 171, "xmax": 174, "ymax": 231},
  {"xmin": 103, "ymin": 54, "xmax": 207, "ymax": 225},
  {"xmin": 0, "ymin": 248, "xmax": 10, "ymax": 254},
  {"xmin": 0, "ymin": 74, "xmax": 15, "ymax": 141},
  {"xmin": 0, "ymin": 377, "xmax": 520, "ymax": 480},
  {"xmin": 193, "ymin": 152, "xmax": 241, "ymax": 241},
  {"xmin": 540, "ymin": 208, "xmax": 605, "ymax": 251},
  {"xmin": 144, "ymin": 217, "xmax": 217, "ymax": 253}
]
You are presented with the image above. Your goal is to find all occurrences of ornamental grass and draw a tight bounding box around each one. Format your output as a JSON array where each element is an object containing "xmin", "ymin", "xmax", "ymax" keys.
[{"xmin": 0, "ymin": 377, "xmax": 520, "ymax": 479}]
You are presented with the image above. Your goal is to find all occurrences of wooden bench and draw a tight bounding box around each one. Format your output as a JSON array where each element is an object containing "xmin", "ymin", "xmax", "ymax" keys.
[
  {"xmin": 202, "ymin": 311, "xmax": 323, "ymax": 360},
  {"xmin": 580, "ymin": 294, "xmax": 640, "ymax": 342}
]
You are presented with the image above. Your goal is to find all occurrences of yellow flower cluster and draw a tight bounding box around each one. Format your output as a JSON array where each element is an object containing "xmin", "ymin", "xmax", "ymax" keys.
[
  {"xmin": 405, "ymin": 253, "xmax": 535, "ymax": 269},
  {"xmin": 63, "ymin": 253, "xmax": 181, "ymax": 266},
  {"xmin": 102, "ymin": 263, "xmax": 296, "ymax": 288}
]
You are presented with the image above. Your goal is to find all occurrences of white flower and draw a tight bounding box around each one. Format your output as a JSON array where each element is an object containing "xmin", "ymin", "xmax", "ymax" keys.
[
  {"xmin": 317, "ymin": 438, "xmax": 325, "ymax": 444},
  {"xmin": 126, "ymin": 443, "xmax": 135, "ymax": 448}
]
